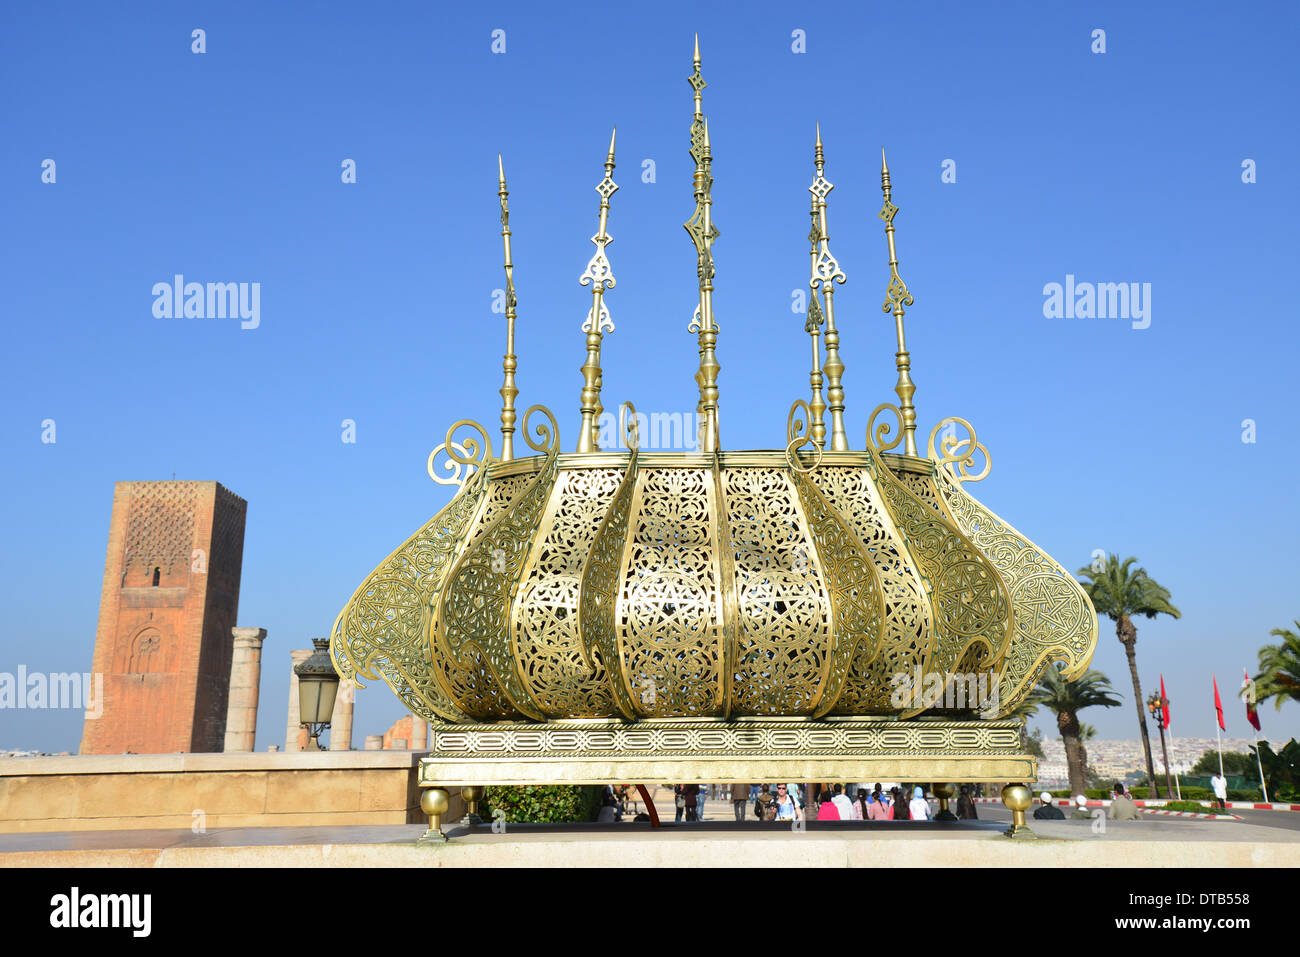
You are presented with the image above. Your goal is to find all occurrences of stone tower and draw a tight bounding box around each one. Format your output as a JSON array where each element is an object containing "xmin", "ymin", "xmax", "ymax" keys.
[{"xmin": 80, "ymin": 481, "xmax": 247, "ymax": 754}]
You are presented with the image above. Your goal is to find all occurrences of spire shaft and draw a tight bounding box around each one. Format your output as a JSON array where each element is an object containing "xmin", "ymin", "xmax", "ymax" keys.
[
  {"xmin": 685, "ymin": 40, "xmax": 721, "ymax": 452},
  {"xmin": 576, "ymin": 129, "xmax": 618, "ymax": 453},
  {"xmin": 498, "ymin": 154, "xmax": 519, "ymax": 461},
  {"xmin": 809, "ymin": 128, "xmax": 849, "ymax": 451},
  {"xmin": 805, "ymin": 192, "xmax": 827, "ymax": 448},
  {"xmin": 880, "ymin": 148, "xmax": 918, "ymax": 456}
]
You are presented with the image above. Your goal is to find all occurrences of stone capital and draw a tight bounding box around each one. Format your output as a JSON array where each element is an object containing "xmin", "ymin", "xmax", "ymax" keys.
[{"xmin": 231, "ymin": 627, "xmax": 268, "ymax": 647}]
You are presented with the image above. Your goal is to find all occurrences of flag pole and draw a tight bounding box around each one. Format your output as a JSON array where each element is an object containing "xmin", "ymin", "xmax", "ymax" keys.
[
  {"xmin": 1167, "ymin": 727, "xmax": 1182, "ymax": 799},
  {"xmin": 1255, "ymin": 737, "xmax": 1269, "ymax": 804}
]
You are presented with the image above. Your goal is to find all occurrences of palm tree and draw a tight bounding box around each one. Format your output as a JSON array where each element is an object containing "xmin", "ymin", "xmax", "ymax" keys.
[
  {"xmin": 1078, "ymin": 723, "xmax": 1098, "ymax": 785},
  {"xmin": 1077, "ymin": 554, "xmax": 1181, "ymax": 797},
  {"xmin": 1031, "ymin": 666, "xmax": 1122, "ymax": 796},
  {"xmin": 1255, "ymin": 620, "xmax": 1300, "ymax": 711}
]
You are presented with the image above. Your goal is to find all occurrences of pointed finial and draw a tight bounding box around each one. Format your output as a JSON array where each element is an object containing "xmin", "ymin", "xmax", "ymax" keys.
[
  {"xmin": 497, "ymin": 155, "xmax": 519, "ymax": 461},
  {"xmin": 878, "ymin": 150, "xmax": 918, "ymax": 457},
  {"xmin": 577, "ymin": 137, "xmax": 619, "ymax": 452},
  {"xmin": 685, "ymin": 38, "xmax": 720, "ymax": 452},
  {"xmin": 808, "ymin": 130, "xmax": 848, "ymax": 451}
]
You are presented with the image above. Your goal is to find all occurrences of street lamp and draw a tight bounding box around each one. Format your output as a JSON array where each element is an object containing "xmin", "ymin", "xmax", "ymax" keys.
[
  {"xmin": 1146, "ymin": 691, "xmax": 1175, "ymax": 798},
  {"xmin": 295, "ymin": 638, "xmax": 340, "ymax": 750}
]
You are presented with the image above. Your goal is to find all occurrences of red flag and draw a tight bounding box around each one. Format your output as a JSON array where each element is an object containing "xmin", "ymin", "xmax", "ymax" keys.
[
  {"xmin": 1243, "ymin": 668, "xmax": 1261, "ymax": 732},
  {"xmin": 1159, "ymin": 675, "xmax": 1170, "ymax": 729},
  {"xmin": 1213, "ymin": 675, "xmax": 1226, "ymax": 731}
]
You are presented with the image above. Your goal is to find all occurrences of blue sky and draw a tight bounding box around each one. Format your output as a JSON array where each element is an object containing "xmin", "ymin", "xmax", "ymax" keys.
[{"xmin": 2, "ymin": 1, "xmax": 1297, "ymax": 753}]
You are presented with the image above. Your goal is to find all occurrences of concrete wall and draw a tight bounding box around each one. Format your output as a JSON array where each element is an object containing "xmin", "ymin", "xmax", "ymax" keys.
[{"xmin": 0, "ymin": 751, "xmax": 463, "ymax": 833}]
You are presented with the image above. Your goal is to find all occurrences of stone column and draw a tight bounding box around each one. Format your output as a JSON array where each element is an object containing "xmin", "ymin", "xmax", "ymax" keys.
[
  {"xmin": 223, "ymin": 627, "xmax": 267, "ymax": 752},
  {"xmin": 330, "ymin": 678, "xmax": 355, "ymax": 751},
  {"xmin": 410, "ymin": 717, "xmax": 428, "ymax": 751},
  {"xmin": 364, "ymin": 734, "xmax": 383, "ymax": 750},
  {"xmin": 285, "ymin": 648, "xmax": 313, "ymax": 752}
]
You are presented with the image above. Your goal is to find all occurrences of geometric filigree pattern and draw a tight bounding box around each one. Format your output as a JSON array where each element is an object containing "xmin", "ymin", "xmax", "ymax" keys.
[
  {"xmin": 809, "ymin": 465, "xmax": 932, "ymax": 712},
  {"xmin": 865, "ymin": 448, "xmax": 1013, "ymax": 710},
  {"xmin": 332, "ymin": 419, "xmax": 1094, "ymax": 725},
  {"xmin": 932, "ymin": 463, "xmax": 1097, "ymax": 715},
  {"xmin": 618, "ymin": 468, "xmax": 723, "ymax": 717},
  {"xmin": 515, "ymin": 467, "xmax": 623, "ymax": 717},
  {"xmin": 436, "ymin": 437, "xmax": 560, "ymax": 720},
  {"xmin": 786, "ymin": 467, "xmax": 885, "ymax": 717},
  {"xmin": 722, "ymin": 468, "xmax": 829, "ymax": 716},
  {"xmin": 329, "ymin": 469, "xmax": 489, "ymax": 723}
]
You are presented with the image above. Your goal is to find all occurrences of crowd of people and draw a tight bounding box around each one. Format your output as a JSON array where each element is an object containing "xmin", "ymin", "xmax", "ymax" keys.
[
  {"xmin": 602, "ymin": 780, "xmax": 1155, "ymax": 825},
  {"xmin": 665, "ymin": 782, "xmax": 985, "ymax": 822}
]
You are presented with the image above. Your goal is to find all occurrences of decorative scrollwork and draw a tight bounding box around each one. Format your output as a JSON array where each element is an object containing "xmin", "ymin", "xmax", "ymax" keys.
[
  {"xmin": 928, "ymin": 416, "xmax": 991, "ymax": 485},
  {"xmin": 581, "ymin": 298, "xmax": 614, "ymax": 334},
  {"xmin": 620, "ymin": 400, "xmax": 640, "ymax": 451},
  {"xmin": 786, "ymin": 398, "xmax": 811, "ymax": 447},
  {"xmin": 428, "ymin": 420, "xmax": 493, "ymax": 487},
  {"xmin": 784, "ymin": 430, "xmax": 824, "ymax": 475},
  {"xmin": 522, "ymin": 404, "xmax": 559, "ymax": 454},
  {"xmin": 867, "ymin": 403, "xmax": 904, "ymax": 453}
]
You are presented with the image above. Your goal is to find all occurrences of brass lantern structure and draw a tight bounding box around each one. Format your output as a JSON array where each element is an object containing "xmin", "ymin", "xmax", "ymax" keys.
[
  {"xmin": 295, "ymin": 638, "xmax": 340, "ymax": 750},
  {"xmin": 329, "ymin": 38, "xmax": 1099, "ymax": 838}
]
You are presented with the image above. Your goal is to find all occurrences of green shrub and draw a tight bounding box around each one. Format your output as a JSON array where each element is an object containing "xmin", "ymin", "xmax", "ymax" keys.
[
  {"xmin": 483, "ymin": 785, "xmax": 603, "ymax": 823},
  {"xmin": 1160, "ymin": 801, "xmax": 1231, "ymax": 815},
  {"xmin": 1226, "ymin": 789, "xmax": 1263, "ymax": 802},
  {"xmin": 1049, "ymin": 788, "xmax": 1111, "ymax": 800}
]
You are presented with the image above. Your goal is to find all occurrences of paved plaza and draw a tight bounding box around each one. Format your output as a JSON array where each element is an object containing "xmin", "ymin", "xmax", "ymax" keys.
[{"xmin": 4, "ymin": 798, "xmax": 1297, "ymax": 867}]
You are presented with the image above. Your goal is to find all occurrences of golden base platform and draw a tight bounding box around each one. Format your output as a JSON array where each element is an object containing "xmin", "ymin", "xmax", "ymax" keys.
[{"xmin": 415, "ymin": 717, "xmax": 1038, "ymax": 841}]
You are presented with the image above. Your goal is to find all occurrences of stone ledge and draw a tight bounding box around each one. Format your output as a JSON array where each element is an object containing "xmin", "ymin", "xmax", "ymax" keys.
[
  {"xmin": 3, "ymin": 834, "xmax": 1297, "ymax": 868},
  {"xmin": 0, "ymin": 750, "xmax": 426, "ymax": 777}
]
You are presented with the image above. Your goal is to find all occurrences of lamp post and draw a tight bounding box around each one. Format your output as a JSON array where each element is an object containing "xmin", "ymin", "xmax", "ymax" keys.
[
  {"xmin": 1146, "ymin": 692, "xmax": 1175, "ymax": 799},
  {"xmin": 294, "ymin": 638, "xmax": 340, "ymax": 750}
]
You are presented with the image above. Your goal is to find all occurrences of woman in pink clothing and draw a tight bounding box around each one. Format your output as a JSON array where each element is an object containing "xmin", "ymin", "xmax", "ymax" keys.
[
  {"xmin": 815, "ymin": 789, "xmax": 840, "ymax": 820},
  {"xmin": 866, "ymin": 786, "xmax": 891, "ymax": 820},
  {"xmin": 852, "ymin": 790, "xmax": 866, "ymax": 820}
]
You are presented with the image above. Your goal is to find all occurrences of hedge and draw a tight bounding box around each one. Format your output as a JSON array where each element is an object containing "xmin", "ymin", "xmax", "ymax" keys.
[
  {"xmin": 1048, "ymin": 787, "xmax": 1263, "ymax": 802},
  {"xmin": 1162, "ymin": 801, "xmax": 1232, "ymax": 814},
  {"xmin": 482, "ymin": 785, "xmax": 603, "ymax": 823}
]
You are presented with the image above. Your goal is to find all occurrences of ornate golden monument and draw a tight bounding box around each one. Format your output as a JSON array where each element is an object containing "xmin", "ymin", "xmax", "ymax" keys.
[{"xmin": 331, "ymin": 39, "xmax": 1096, "ymax": 842}]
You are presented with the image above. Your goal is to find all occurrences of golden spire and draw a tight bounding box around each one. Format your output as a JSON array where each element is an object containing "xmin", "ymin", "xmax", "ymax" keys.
[
  {"xmin": 576, "ymin": 128, "xmax": 619, "ymax": 453},
  {"xmin": 879, "ymin": 147, "xmax": 918, "ymax": 456},
  {"xmin": 804, "ymin": 191, "xmax": 827, "ymax": 448},
  {"xmin": 685, "ymin": 36, "xmax": 721, "ymax": 452},
  {"xmin": 497, "ymin": 153, "xmax": 519, "ymax": 461},
  {"xmin": 809, "ymin": 125, "xmax": 849, "ymax": 451}
]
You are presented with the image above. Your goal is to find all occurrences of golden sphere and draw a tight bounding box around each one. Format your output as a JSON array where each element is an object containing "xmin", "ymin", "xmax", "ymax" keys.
[
  {"xmin": 932, "ymin": 782, "xmax": 954, "ymax": 800},
  {"xmin": 1001, "ymin": 784, "xmax": 1032, "ymax": 812},
  {"xmin": 420, "ymin": 788, "xmax": 450, "ymax": 817}
]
